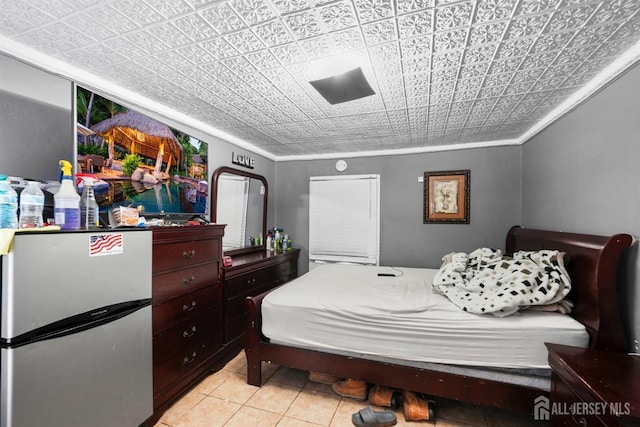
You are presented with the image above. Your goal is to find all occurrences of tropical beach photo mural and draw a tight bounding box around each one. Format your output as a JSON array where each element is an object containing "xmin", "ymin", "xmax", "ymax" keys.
[{"xmin": 76, "ymin": 86, "xmax": 209, "ymax": 220}]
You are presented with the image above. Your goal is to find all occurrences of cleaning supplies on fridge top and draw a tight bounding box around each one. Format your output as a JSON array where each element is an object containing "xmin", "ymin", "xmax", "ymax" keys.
[
  {"xmin": 18, "ymin": 181, "xmax": 45, "ymax": 229},
  {"xmin": 54, "ymin": 160, "xmax": 81, "ymax": 230},
  {"xmin": 80, "ymin": 177, "xmax": 99, "ymax": 229},
  {"xmin": 0, "ymin": 175, "xmax": 18, "ymax": 229}
]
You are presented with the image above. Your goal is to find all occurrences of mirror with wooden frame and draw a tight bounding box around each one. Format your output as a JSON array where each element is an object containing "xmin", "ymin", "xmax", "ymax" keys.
[{"xmin": 211, "ymin": 166, "xmax": 268, "ymax": 255}]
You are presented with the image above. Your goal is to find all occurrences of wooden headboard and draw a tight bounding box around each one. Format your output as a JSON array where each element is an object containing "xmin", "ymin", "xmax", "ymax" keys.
[{"xmin": 506, "ymin": 226, "xmax": 632, "ymax": 352}]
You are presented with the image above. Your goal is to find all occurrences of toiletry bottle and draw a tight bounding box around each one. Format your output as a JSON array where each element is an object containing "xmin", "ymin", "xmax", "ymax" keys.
[
  {"xmin": 282, "ymin": 234, "xmax": 288, "ymax": 252},
  {"xmin": 0, "ymin": 175, "xmax": 18, "ymax": 229},
  {"xmin": 266, "ymin": 234, "xmax": 273, "ymax": 252},
  {"xmin": 54, "ymin": 160, "xmax": 81, "ymax": 230},
  {"xmin": 18, "ymin": 181, "xmax": 44, "ymax": 228},
  {"xmin": 80, "ymin": 177, "xmax": 99, "ymax": 229}
]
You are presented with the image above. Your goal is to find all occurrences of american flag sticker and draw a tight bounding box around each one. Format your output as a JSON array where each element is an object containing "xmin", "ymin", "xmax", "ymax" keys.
[{"xmin": 90, "ymin": 233, "xmax": 124, "ymax": 257}]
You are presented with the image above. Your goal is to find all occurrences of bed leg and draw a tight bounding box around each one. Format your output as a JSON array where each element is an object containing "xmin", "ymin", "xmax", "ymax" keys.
[
  {"xmin": 245, "ymin": 296, "xmax": 263, "ymax": 386},
  {"xmin": 245, "ymin": 345, "xmax": 262, "ymax": 386}
]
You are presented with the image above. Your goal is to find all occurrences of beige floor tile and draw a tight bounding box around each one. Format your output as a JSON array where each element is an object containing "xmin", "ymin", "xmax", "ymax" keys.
[
  {"xmin": 330, "ymin": 399, "xmax": 371, "ymax": 427},
  {"xmin": 269, "ymin": 366, "xmax": 311, "ymax": 388},
  {"xmin": 209, "ymin": 372, "xmax": 259, "ymax": 405},
  {"xmin": 277, "ymin": 416, "xmax": 325, "ymax": 426},
  {"xmin": 156, "ymin": 357, "xmax": 550, "ymax": 427},
  {"xmin": 224, "ymin": 405, "xmax": 282, "ymax": 427},
  {"xmin": 158, "ymin": 388, "xmax": 207, "ymax": 426},
  {"xmin": 285, "ymin": 388, "xmax": 341, "ymax": 425},
  {"xmin": 224, "ymin": 350, "xmax": 247, "ymax": 374},
  {"xmin": 305, "ymin": 380, "xmax": 336, "ymax": 395},
  {"xmin": 261, "ymin": 362, "xmax": 281, "ymax": 382},
  {"xmin": 173, "ymin": 396, "xmax": 241, "ymax": 427},
  {"xmin": 245, "ymin": 381, "xmax": 302, "ymax": 415},
  {"xmin": 191, "ymin": 369, "xmax": 234, "ymax": 395}
]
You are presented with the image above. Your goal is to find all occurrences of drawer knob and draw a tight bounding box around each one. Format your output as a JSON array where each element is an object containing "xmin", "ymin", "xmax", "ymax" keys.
[
  {"xmin": 182, "ymin": 250, "xmax": 196, "ymax": 259},
  {"xmin": 183, "ymin": 326, "xmax": 197, "ymax": 338},
  {"xmin": 183, "ymin": 301, "xmax": 197, "ymax": 312},
  {"xmin": 183, "ymin": 275, "xmax": 197, "ymax": 285},
  {"xmin": 183, "ymin": 351, "xmax": 197, "ymax": 364},
  {"xmin": 247, "ymin": 278, "xmax": 256, "ymax": 285}
]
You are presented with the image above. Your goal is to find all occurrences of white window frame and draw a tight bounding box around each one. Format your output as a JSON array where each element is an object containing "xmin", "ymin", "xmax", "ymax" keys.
[{"xmin": 309, "ymin": 174, "xmax": 380, "ymax": 265}]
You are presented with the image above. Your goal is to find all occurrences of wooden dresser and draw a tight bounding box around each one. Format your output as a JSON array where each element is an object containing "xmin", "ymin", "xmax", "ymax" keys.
[
  {"xmin": 547, "ymin": 343, "xmax": 640, "ymax": 427},
  {"xmin": 151, "ymin": 224, "xmax": 225, "ymax": 419},
  {"xmin": 222, "ymin": 249, "xmax": 300, "ymax": 350}
]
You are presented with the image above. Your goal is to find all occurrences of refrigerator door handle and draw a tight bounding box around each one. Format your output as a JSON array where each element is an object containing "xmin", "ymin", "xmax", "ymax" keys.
[{"xmin": 0, "ymin": 299, "xmax": 152, "ymax": 349}]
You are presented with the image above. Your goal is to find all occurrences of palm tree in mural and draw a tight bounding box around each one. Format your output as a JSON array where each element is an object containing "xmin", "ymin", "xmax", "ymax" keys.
[
  {"xmin": 174, "ymin": 131, "xmax": 193, "ymax": 175},
  {"xmin": 99, "ymin": 97, "xmax": 126, "ymax": 119},
  {"xmin": 77, "ymin": 87, "xmax": 126, "ymax": 128},
  {"xmin": 78, "ymin": 88, "xmax": 129, "ymax": 165}
]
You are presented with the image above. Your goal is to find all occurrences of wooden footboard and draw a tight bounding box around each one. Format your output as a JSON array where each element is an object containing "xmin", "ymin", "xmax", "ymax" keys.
[
  {"xmin": 245, "ymin": 291, "xmax": 546, "ymax": 412},
  {"xmin": 244, "ymin": 226, "xmax": 632, "ymax": 414}
]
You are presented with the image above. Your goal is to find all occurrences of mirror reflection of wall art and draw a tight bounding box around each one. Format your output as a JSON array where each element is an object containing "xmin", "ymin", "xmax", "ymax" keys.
[{"xmin": 424, "ymin": 170, "xmax": 470, "ymax": 224}]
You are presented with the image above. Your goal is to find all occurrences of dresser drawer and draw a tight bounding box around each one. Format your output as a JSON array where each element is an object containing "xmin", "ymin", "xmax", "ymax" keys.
[
  {"xmin": 153, "ymin": 335, "xmax": 219, "ymax": 394},
  {"xmin": 225, "ymin": 267, "xmax": 274, "ymax": 298},
  {"xmin": 276, "ymin": 259, "xmax": 297, "ymax": 282},
  {"xmin": 153, "ymin": 238, "xmax": 220, "ymax": 273},
  {"xmin": 225, "ymin": 260, "xmax": 296, "ymax": 299},
  {"xmin": 153, "ymin": 306, "xmax": 222, "ymax": 364},
  {"xmin": 225, "ymin": 282, "xmax": 280, "ymax": 315},
  {"xmin": 552, "ymin": 377, "xmax": 611, "ymax": 427},
  {"xmin": 152, "ymin": 285, "xmax": 221, "ymax": 334},
  {"xmin": 153, "ymin": 261, "xmax": 219, "ymax": 303}
]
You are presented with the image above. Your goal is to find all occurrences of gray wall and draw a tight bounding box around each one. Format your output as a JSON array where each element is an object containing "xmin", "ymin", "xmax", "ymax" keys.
[
  {"xmin": 521, "ymin": 62, "xmax": 640, "ymax": 353},
  {"xmin": 0, "ymin": 54, "xmax": 74, "ymax": 181},
  {"xmin": 274, "ymin": 146, "xmax": 522, "ymax": 273}
]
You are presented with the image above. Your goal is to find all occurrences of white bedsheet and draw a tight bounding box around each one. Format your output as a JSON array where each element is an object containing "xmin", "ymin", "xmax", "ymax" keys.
[{"xmin": 262, "ymin": 264, "xmax": 589, "ymax": 369}]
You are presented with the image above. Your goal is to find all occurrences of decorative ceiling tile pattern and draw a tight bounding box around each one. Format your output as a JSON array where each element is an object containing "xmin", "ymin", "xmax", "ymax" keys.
[{"xmin": 1, "ymin": 0, "xmax": 640, "ymax": 157}]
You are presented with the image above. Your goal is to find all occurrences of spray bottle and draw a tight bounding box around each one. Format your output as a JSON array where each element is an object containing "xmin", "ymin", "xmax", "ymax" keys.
[
  {"xmin": 80, "ymin": 177, "xmax": 99, "ymax": 229},
  {"xmin": 54, "ymin": 160, "xmax": 81, "ymax": 230}
]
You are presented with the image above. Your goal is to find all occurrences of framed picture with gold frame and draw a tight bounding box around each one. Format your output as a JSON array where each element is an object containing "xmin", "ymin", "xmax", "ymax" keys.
[{"xmin": 423, "ymin": 170, "xmax": 470, "ymax": 224}]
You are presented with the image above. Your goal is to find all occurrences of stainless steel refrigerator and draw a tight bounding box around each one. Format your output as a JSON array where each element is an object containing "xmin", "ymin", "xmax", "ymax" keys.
[{"xmin": 1, "ymin": 230, "xmax": 153, "ymax": 427}]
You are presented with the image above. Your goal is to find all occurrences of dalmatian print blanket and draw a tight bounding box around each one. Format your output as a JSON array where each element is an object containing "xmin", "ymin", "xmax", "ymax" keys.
[{"xmin": 432, "ymin": 248, "xmax": 572, "ymax": 317}]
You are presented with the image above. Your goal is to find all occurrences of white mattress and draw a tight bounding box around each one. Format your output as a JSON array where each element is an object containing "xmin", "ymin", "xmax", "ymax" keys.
[{"xmin": 262, "ymin": 264, "xmax": 589, "ymax": 369}]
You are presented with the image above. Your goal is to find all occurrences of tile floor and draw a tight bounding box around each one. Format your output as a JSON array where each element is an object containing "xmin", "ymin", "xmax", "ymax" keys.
[{"xmin": 154, "ymin": 351, "xmax": 548, "ymax": 427}]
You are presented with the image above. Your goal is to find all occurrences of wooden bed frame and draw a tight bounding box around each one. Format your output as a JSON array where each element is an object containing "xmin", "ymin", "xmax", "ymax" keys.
[{"xmin": 244, "ymin": 226, "xmax": 632, "ymax": 413}]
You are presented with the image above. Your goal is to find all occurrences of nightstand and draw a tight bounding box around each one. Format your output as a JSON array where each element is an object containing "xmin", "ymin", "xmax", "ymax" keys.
[{"xmin": 546, "ymin": 343, "xmax": 640, "ymax": 427}]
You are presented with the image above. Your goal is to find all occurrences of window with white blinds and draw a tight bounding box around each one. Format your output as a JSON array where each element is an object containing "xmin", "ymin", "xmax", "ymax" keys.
[
  {"xmin": 216, "ymin": 174, "xmax": 248, "ymax": 250},
  {"xmin": 309, "ymin": 174, "xmax": 380, "ymax": 265}
]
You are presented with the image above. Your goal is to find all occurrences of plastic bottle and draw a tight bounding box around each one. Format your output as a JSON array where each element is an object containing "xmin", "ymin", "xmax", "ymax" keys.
[
  {"xmin": 0, "ymin": 175, "xmax": 18, "ymax": 229},
  {"xmin": 266, "ymin": 234, "xmax": 273, "ymax": 252},
  {"xmin": 54, "ymin": 160, "xmax": 81, "ymax": 230},
  {"xmin": 19, "ymin": 181, "xmax": 45, "ymax": 228},
  {"xmin": 282, "ymin": 234, "xmax": 289, "ymax": 252},
  {"xmin": 80, "ymin": 177, "xmax": 99, "ymax": 229}
]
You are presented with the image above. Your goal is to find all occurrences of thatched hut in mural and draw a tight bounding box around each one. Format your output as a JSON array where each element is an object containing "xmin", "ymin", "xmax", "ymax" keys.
[{"xmin": 91, "ymin": 110, "xmax": 183, "ymax": 178}]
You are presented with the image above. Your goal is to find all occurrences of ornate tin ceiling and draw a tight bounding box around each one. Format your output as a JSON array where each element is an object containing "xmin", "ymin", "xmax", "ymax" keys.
[{"xmin": 1, "ymin": 0, "xmax": 639, "ymax": 159}]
